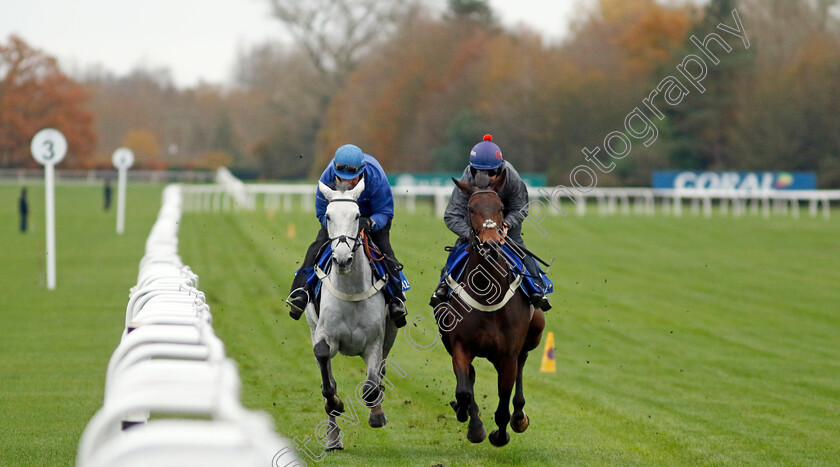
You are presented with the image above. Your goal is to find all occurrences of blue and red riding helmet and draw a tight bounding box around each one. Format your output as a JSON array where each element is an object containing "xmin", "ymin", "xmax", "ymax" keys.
[{"xmin": 469, "ymin": 134, "xmax": 504, "ymax": 170}]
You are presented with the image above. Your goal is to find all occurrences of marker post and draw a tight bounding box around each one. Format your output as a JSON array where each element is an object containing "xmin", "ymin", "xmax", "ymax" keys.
[
  {"xmin": 31, "ymin": 129, "xmax": 67, "ymax": 290},
  {"xmin": 112, "ymin": 148, "xmax": 134, "ymax": 235}
]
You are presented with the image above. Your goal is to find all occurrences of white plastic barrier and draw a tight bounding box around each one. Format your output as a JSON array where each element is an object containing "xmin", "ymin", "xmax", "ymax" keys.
[
  {"xmin": 83, "ymin": 419, "xmax": 298, "ymax": 467},
  {"xmin": 77, "ymin": 184, "xmax": 297, "ymax": 467}
]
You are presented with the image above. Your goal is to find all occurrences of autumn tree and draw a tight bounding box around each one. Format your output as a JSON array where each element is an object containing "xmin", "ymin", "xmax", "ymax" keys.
[
  {"xmin": 734, "ymin": 0, "xmax": 840, "ymax": 185},
  {"xmin": 233, "ymin": 44, "xmax": 324, "ymax": 178},
  {"xmin": 267, "ymin": 0, "xmax": 420, "ymax": 91},
  {"xmin": 0, "ymin": 35, "xmax": 96, "ymax": 168},
  {"xmin": 123, "ymin": 128, "xmax": 164, "ymax": 170},
  {"xmin": 665, "ymin": 0, "xmax": 754, "ymax": 171},
  {"xmin": 446, "ymin": 0, "xmax": 495, "ymax": 26},
  {"xmin": 261, "ymin": 0, "xmax": 422, "ymax": 176}
]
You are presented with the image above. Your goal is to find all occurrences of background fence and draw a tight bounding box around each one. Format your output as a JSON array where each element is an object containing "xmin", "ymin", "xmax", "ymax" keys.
[
  {"xmin": 0, "ymin": 168, "xmax": 215, "ymax": 185},
  {"xmin": 179, "ymin": 169, "xmax": 840, "ymax": 219}
]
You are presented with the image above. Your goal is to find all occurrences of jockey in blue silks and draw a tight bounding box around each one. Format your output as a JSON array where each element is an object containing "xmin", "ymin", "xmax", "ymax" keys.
[
  {"xmin": 430, "ymin": 134, "xmax": 552, "ymax": 312},
  {"xmin": 286, "ymin": 144, "xmax": 408, "ymax": 328}
]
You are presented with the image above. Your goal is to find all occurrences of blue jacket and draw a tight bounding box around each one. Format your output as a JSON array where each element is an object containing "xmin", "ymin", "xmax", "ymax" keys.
[{"xmin": 316, "ymin": 154, "xmax": 394, "ymax": 231}]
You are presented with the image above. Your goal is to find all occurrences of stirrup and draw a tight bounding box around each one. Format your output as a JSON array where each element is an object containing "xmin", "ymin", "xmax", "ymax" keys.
[
  {"xmin": 389, "ymin": 298, "xmax": 407, "ymax": 328},
  {"xmin": 429, "ymin": 282, "xmax": 449, "ymax": 308},
  {"xmin": 286, "ymin": 288, "xmax": 309, "ymax": 320},
  {"xmin": 529, "ymin": 293, "xmax": 551, "ymax": 312}
]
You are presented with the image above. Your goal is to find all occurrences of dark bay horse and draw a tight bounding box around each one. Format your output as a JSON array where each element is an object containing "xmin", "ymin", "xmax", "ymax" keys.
[{"xmin": 435, "ymin": 172, "xmax": 546, "ymax": 446}]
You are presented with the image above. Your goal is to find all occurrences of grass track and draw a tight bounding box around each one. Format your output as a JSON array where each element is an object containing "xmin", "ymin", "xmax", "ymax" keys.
[
  {"xmin": 1, "ymin": 184, "xmax": 838, "ymax": 466},
  {"xmin": 0, "ymin": 184, "xmax": 165, "ymax": 466},
  {"xmin": 177, "ymin": 201, "xmax": 840, "ymax": 466}
]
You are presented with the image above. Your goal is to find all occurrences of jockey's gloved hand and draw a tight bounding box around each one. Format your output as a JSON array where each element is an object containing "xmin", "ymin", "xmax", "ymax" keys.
[{"xmin": 360, "ymin": 217, "xmax": 375, "ymax": 231}]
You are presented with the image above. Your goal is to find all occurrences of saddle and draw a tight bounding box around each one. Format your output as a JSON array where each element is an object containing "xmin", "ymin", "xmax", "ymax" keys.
[{"xmin": 442, "ymin": 242, "xmax": 552, "ymax": 299}]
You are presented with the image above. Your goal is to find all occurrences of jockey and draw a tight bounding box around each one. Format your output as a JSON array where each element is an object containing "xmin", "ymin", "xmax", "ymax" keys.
[
  {"xmin": 430, "ymin": 134, "xmax": 551, "ymax": 311},
  {"xmin": 286, "ymin": 144, "xmax": 408, "ymax": 328}
]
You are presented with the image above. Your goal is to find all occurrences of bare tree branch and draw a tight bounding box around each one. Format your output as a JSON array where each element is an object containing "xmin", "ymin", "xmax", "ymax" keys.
[{"xmin": 267, "ymin": 0, "xmax": 420, "ymax": 90}]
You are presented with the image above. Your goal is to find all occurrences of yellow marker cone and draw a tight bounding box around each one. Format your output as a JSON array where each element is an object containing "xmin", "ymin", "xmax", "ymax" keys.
[
  {"xmin": 540, "ymin": 332, "xmax": 556, "ymax": 373},
  {"xmin": 287, "ymin": 222, "xmax": 297, "ymax": 239}
]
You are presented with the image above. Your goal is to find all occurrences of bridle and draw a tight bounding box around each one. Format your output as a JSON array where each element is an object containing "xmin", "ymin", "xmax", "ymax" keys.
[
  {"xmin": 325, "ymin": 198, "xmax": 364, "ymax": 257},
  {"xmin": 468, "ymin": 190, "xmax": 504, "ymax": 244},
  {"xmin": 315, "ymin": 197, "xmax": 387, "ymax": 302},
  {"xmin": 444, "ymin": 189, "xmax": 524, "ymax": 313}
]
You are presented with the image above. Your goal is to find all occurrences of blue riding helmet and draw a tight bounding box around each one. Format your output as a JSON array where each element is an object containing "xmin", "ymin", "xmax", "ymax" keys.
[
  {"xmin": 333, "ymin": 144, "xmax": 366, "ymax": 179},
  {"xmin": 469, "ymin": 134, "xmax": 504, "ymax": 170}
]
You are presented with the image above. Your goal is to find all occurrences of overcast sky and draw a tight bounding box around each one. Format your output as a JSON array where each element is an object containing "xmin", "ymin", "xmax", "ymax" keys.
[{"xmin": 0, "ymin": 0, "xmax": 581, "ymax": 88}]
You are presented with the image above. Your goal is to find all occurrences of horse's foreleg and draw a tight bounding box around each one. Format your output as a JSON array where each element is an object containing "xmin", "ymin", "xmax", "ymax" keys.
[
  {"xmin": 314, "ymin": 339, "xmax": 343, "ymax": 415},
  {"xmin": 488, "ymin": 357, "xmax": 517, "ymax": 447},
  {"xmin": 466, "ymin": 363, "xmax": 486, "ymax": 443},
  {"xmin": 511, "ymin": 307, "xmax": 544, "ymax": 433},
  {"xmin": 450, "ymin": 345, "xmax": 474, "ymax": 425},
  {"xmin": 361, "ymin": 342, "xmax": 387, "ymax": 427},
  {"xmin": 511, "ymin": 350, "xmax": 530, "ymax": 433}
]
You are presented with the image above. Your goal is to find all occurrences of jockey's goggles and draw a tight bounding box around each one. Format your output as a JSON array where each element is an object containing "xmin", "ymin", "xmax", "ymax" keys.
[
  {"xmin": 335, "ymin": 163, "xmax": 364, "ymax": 175},
  {"xmin": 470, "ymin": 166, "xmax": 501, "ymax": 178}
]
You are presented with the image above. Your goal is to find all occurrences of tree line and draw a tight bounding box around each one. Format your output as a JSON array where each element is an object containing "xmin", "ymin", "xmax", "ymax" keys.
[{"xmin": 1, "ymin": 0, "xmax": 839, "ymax": 187}]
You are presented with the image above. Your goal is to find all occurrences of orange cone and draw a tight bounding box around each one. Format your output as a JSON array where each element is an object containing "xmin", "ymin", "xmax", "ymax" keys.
[{"xmin": 540, "ymin": 332, "xmax": 556, "ymax": 373}]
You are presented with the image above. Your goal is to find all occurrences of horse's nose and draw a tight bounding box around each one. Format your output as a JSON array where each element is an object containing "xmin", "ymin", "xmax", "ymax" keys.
[{"xmin": 334, "ymin": 255, "xmax": 353, "ymax": 269}]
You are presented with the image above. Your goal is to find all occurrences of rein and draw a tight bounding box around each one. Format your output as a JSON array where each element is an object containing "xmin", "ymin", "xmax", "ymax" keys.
[
  {"xmin": 446, "ymin": 189, "xmax": 524, "ymax": 313},
  {"xmin": 318, "ymin": 197, "xmax": 386, "ymax": 302},
  {"xmin": 361, "ymin": 230, "xmax": 385, "ymax": 262}
]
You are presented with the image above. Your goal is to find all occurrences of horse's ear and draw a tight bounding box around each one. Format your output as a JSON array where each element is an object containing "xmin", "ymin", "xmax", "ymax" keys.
[
  {"xmin": 491, "ymin": 168, "xmax": 507, "ymax": 193},
  {"xmin": 318, "ymin": 181, "xmax": 336, "ymax": 201},
  {"xmin": 453, "ymin": 177, "xmax": 475, "ymax": 196},
  {"xmin": 348, "ymin": 177, "xmax": 365, "ymax": 200}
]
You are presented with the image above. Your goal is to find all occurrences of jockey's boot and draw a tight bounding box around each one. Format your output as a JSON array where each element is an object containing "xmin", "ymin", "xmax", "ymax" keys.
[
  {"xmin": 388, "ymin": 297, "xmax": 407, "ymax": 328},
  {"xmin": 286, "ymin": 288, "xmax": 308, "ymax": 320},
  {"xmin": 429, "ymin": 281, "xmax": 449, "ymax": 307},
  {"xmin": 529, "ymin": 293, "xmax": 552, "ymax": 312}
]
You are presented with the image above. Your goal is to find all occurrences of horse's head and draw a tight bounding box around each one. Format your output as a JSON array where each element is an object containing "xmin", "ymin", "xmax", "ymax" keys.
[
  {"xmin": 318, "ymin": 178, "xmax": 365, "ymax": 274},
  {"xmin": 453, "ymin": 169, "xmax": 507, "ymax": 245}
]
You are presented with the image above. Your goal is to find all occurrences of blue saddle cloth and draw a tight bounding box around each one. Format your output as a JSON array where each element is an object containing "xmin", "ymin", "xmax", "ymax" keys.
[
  {"xmin": 299, "ymin": 244, "xmax": 410, "ymax": 301},
  {"xmin": 442, "ymin": 242, "xmax": 553, "ymax": 296}
]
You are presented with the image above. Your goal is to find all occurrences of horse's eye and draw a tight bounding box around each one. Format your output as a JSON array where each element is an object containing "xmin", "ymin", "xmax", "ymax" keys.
[
  {"xmin": 355, "ymin": 214, "xmax": 360, "ymax": 220},
  {"xmin": 325, "ymin": 214, "xmax": 331, "ymax": 222},
  {"xmin": 468, "ymin": 206, "xmax": 474, "ymax": 213}
]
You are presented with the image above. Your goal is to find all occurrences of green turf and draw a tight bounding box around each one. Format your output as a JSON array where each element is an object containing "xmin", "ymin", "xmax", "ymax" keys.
[
  {"xmin": 176, "ymin": 200, "xmax": 840, "ymax": 466},
  {"xmin": 1, "ymin": 185, "xmax": 839, "ymax": 466},
  {"xmin": 0, "ymin": 183, "xmax": 164, "ymax": 466}
]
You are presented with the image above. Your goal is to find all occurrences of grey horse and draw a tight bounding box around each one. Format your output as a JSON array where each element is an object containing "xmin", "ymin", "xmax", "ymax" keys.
[{"xmin": 304, "ymin": 179, "xmax": 398, "ymax": 450}]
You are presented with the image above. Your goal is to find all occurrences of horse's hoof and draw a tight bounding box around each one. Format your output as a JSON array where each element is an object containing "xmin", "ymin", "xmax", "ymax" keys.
[
  {"xmin": 467, "ymin": 423, "xmax": 486, "ymax": 443},
  {"xmin": 489, "ymin": 429, "xmax": 510, "ymax": 447},
  {"xmin": 369, "ymin": 411, "xmax": 388, "ymax": 428},
  {"xmin": 511, "ymin": 412, "xmax": 529, "ymax": 433}
]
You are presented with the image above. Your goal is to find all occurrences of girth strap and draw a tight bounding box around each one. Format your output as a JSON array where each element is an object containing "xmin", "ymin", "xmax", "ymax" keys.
[
  {"xmin": 444, "ymin": 272, "xmax": 523, "ymax": 313},
  {"xmin": 315, "ymin": 265, "xmax": 387, "ymax": 302}
]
